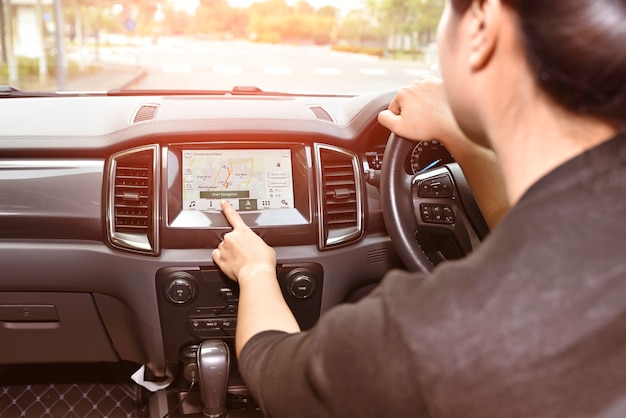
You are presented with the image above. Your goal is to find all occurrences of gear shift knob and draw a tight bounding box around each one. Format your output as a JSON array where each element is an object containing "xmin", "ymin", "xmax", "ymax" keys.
[{"xmin": 197, "ymin": 339, "xmax": 230, "ymax": 418}]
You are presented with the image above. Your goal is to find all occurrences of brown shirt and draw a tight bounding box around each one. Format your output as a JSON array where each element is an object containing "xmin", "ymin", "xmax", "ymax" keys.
[{"xmin": 240, "ymin": 133, "xmax": 626, "ymax": 418}]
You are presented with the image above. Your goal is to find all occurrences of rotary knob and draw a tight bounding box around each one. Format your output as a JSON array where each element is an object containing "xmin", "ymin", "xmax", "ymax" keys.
[
  {"xmin": 166, "ymin": 273, "xmax": 196, "ymax": 305},
  {"xmin": 287, "ymin": 273, "xmax": 316, "ymax": 300}
]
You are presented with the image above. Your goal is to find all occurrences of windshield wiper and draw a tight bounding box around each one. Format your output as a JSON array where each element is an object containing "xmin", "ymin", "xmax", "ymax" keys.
[
  {"xmin": 0, "ymin": 85, "xmax": 104, "ymax": 98},
  {"xmin": 0, "ymin": 86, "xmax": 57, "ymax": 98}
]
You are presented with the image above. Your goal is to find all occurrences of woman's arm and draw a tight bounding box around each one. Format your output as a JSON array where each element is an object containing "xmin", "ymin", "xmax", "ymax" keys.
[
  {"xmin": 211, "ymin": 200, "xmax": 301, "ymax": 356},
  {"xmin": 378, "ymin": 78, "xmax": 510, "ymax": 228}
]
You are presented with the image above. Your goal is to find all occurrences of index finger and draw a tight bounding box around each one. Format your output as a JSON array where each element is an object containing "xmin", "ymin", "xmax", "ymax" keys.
[{"xmin": 220, "ymin": 200, "xmax": 247, "ymax": 229}]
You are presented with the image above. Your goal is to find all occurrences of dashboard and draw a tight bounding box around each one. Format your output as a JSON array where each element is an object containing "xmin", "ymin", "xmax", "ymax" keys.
[
  {"xmin": 0, "ymin": 89, "xmax": 476, "ymax": 417},
  {"xmin": 0, "ymin": 91, "xmax": 470, "ymax": 415},
  {"xmin": 0, "ymin": 90, "xmax": 414, "ymax": 380}
]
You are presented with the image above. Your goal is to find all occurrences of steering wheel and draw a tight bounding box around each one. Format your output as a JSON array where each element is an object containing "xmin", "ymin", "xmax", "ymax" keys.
[{"xmin": 380, "ymin": 133, "xmax": 489, "ymax": 272}]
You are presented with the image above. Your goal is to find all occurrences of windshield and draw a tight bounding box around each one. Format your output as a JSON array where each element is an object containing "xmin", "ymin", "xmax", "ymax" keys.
[{"xmin": 0, "ymin": 0, "xmax": 442, "ymax": 94}]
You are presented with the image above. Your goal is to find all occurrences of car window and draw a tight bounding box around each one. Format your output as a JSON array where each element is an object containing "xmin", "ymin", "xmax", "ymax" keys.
[{"xmin": 0, "ymin": 0, "xmax": 443, "ymax": 94}]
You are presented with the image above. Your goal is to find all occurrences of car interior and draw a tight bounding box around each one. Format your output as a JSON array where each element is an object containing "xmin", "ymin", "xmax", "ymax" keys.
[
  {"xmin": 0, "ymin": 86, "xmax": 489, "ymax": 417},
  {"xmin": 0, "ymin": 0, "xmax": 496, "ymax": 415}
]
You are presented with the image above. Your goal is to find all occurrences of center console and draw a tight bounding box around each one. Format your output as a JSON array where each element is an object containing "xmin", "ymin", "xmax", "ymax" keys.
[
  {"xmin": 157, "ymin": 141, "xmax": 325, "ymax": 367},
  {"xmin": 149, "ymin": 141, "xmax": 328, "ymax": 416},
  {"xmin": 157, "ymin": 263, "xmax": 323, "ymax": 365}
]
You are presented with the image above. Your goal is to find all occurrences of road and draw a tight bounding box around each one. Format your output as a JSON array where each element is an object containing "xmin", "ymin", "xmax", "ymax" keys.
[{"xmin": 97, "ymin": 37, "xmax": 439, "ymax": 93}]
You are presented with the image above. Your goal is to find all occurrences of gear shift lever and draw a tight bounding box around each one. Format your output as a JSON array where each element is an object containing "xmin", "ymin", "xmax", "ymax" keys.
[{"xmin": 197, "ymin": 339, "xmax": 230, "ymax": 418}]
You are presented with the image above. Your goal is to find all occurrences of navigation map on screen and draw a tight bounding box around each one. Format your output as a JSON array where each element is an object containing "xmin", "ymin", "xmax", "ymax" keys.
[{"xmin": 182, "ymin": 149, "xmax": 294, "ymax": 212}]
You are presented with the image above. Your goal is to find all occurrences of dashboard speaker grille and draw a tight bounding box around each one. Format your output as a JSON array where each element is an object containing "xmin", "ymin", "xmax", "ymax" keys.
[
  {"xmin": 132, "ymin": 104, "xmax": 159, "ymax": 123},
  {"xmin": 107, "ymin": 146, "xmax": 159, "ymax": 254},
  {"xmin": 308, "ymin": 105, "xmax": 334, "ymax": 122},
  {"xmin": 316, "ymin": 144, "xmax": 364, "ymax": 249}
]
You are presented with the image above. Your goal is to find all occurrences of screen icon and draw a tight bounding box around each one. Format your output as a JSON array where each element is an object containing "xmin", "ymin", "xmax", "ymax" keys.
[{"xmin": 239, "ymin": 199, "xmax": 258, "ymax": 211}]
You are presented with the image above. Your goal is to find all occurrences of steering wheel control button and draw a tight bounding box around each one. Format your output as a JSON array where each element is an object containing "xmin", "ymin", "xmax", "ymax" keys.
[
  {"xmin": 288, "ymin": 273, "xmax": 317, "ymax": 300},
  {"xmin": 420, "ymin": 204, "xmax": 455, "ymax": 225},
  {"xmin": 442, "ymin": 206, "xmax": 455, "ymax": 224},
  {"xmin": 166, "ymin": 274, "xmax": 197, "ymax": 305},
  {"xmin": 418, "ymin": 174, "xmax": 454, "ymax": 198}
]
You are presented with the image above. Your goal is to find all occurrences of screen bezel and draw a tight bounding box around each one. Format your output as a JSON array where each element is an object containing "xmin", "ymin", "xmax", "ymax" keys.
[{"xmin": 166, "ymin": 142, "xmax": 312, "ymax": 229}]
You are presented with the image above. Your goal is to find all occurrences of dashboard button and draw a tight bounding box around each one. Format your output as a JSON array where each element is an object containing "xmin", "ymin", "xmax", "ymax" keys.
[
  {"xmin": 189, "ymin": 319, "xmax": 203, "ymax": 330},
  {"xmin": 220, "ymin": 318, "xmax": 237, "ymax": 336},
  {"xmin": 203, "ymin": 319, "xmax": 220, "ymax": 329},
  {"xmin": 288, "ymin": 274, "xmax": 317, "ymax": 300},
  {"xmin": 190, "ymin": 306, "xmax": 225, "ymax": 317},
  {"xmin": 220, "ymin": 319, "xmax": 236, "ymax": 331},
  {"xmin": 166, "ymin": 276, "xmax": 196, "ymax": 305},
  {"xmin": 219, "ymin": 288, "xmax": 238, "ymax": 302}
]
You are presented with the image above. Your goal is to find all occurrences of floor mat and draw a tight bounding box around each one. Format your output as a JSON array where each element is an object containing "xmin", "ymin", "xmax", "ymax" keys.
[
  {"xmin": 0, "ymin": 363, "xmax": 148, "ymax": 418},
  {"xmin": 0, "ymin": 382, "xmax": 145, "ymax": 417}
]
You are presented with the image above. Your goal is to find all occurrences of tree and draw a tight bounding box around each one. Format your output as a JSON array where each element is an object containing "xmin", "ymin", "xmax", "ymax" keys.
[
  {"xmin": 316, "ymin": 5, "xmax": 338, "ymax": 18},
  {"xmin": 193, "ymin": 0, "xmax": 233, "ymax": 35},
  {"xmin": 292, "ymin": 0, "xmax": 314, "ymax": 15},
  {"xmin": 0, "ymin": 0, "xmax": 6, "ymax": 64},
  {"xmin": 337, "ymin": 8, "xmax": 385, "ymax": 46},
  {"xmin": 365, "ymin": 0, "xmax": 444, "ymax": 50},
  {"xmin": 248, "ymin": 0, "xmax": 291, "ymax": 17},
  {"xmin": 160, "ymin": 3, "xmax": 192, "ymax": 35},
  {"xmin": 247, "ymin": 0, "xmax": 336, "ymax": 44}
]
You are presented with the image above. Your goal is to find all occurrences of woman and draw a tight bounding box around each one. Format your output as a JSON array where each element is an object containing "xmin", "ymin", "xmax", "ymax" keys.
[{"xmin": 212, "ymin": 0, "xmax": 626, "ymax": 416}]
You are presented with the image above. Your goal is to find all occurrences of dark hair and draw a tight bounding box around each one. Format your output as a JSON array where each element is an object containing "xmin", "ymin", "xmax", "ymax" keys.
[{"xmin": 450, "ymin": 0, "xmax": 626, "ymax": 127}]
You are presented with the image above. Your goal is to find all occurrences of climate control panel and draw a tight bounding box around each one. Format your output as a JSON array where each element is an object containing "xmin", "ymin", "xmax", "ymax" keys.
[{"xmin": 156, "ymin": 264, "xmax": 323, "ymax": 363}]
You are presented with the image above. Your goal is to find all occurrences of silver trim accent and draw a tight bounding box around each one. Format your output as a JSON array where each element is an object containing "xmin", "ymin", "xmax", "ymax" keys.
[
  {"xmin": 106, "ymin": 145, "xmax": 160, "ymax": 255},
  {"xmin": 314, "ymin": 143, "xmax": 364, "ymax": 249}
]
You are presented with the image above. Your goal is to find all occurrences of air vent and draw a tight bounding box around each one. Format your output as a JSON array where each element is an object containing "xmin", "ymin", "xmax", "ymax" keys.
[
  {"xmin": 367, "ymin": 248, "xmax": 389, "ymax": 264},
  {"xmin": 132, "ymin": 104, "xmax": 159, "ymax": 123},
  {"xmin": 107, "ymin": 145, "xmax": 159, "ymax": 254},
  {"xmin": 315, "ymin": 144, "xmax": 364, "ymax": 249},
  {"xmin": 308, "ymin": 105, "xmax": 334, "ymax": 122}
]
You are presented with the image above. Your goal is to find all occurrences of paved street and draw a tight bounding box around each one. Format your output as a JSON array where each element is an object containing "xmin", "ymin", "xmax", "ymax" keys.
[{"xmin": 95, "ymin": 37, "xmax": 438, "ymax": 93}]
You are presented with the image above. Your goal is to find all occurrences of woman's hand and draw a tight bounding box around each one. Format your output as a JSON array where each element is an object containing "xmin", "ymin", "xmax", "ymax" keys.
[
  {"xmin": 211, "ymin": 200, "xmax": 300, "ymax": 356},
  {"xmin": 378, "ymin": 77, "xmax": 466, "ymax": 148},
  {"xmin": 378, "ymin": 78, "xmax": 511, "ymax": 228},
  {"xmin": 212, "ymin": 200, "xmax": 277, "ymax": 285}
]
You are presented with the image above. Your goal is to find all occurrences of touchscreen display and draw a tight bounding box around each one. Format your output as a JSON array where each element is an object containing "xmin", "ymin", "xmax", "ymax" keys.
[{"xmin": 182, "ymin": 149, "xmax": 294, "ymax": 212}]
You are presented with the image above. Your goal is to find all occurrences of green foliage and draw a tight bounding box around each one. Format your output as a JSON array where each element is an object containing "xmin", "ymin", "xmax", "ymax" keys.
[
  {"xmin": 42, "ymin": 0, "xmax": 444, "ymax": 53},
  {"xmin": 0, "ymin": 56, "xmax": 54, "ymax": 78},
  {"xmin": 337, "ymin": 8, "xmax": 386, "ymax": 46},
  {"xmin": 250, "ymin": 13, "xmax": 335, "ymax": 44},
  {"xmin": 245, "ymin": 0, "xmax": 336, "ymax": 44},
  {"xmin": 360, "ymin": 0, "xmax": 445, "ymax": 49},
  {"xmin": 331, "ymin": 44, "xmax": 385, "ymax": 58},
  {"xmin": 0, "ymin": 56, "xmax": 99, "ymax": 88}
]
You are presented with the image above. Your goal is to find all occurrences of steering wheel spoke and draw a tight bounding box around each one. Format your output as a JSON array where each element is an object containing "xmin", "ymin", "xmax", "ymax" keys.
[
  {"xmin": 412, "ymin": 165, "xmax": 482, "ymax": 260},
  {"xmin": 381, "ymin": 134, "xmax": 488, "ymax": 272}
]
